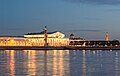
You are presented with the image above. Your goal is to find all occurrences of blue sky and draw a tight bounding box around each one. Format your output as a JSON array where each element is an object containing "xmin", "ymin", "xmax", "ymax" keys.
[{"xmin": 1, "ymin": 0, "xmax": 120, "ymax": 40}]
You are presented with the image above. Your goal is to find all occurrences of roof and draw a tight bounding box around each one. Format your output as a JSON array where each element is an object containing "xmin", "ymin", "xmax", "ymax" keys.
[{"xmin": 24, "ymin": 31, "xmax": 59, "ymax": 35}]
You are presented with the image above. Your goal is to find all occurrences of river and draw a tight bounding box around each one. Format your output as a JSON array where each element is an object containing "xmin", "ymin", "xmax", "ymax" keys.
[{"xmin": 0, "ymin": 50, "xmax": 120, "ymax": 76}]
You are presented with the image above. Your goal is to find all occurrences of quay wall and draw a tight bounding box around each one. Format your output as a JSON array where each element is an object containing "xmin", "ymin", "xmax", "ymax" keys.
[{"xmin": 0, "ymin": 46, "xmax": 120, "ymax": 50}]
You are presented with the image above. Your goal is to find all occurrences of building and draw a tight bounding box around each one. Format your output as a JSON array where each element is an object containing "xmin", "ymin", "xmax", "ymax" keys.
[
  {"xmin": 0, "ymin": 31, "xmax": 70, "ymax": 46},
  {"xmin": 24, "ymin": 31, "xmax": 69, "ymax": 46},
  {"xmin": 0, "ymin": 26, "xmax": 86, "ymax": 46}
]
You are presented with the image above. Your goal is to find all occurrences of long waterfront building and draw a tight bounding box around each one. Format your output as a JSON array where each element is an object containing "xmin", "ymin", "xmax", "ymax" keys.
[{"xmin": 0, "ymin": 31, "xmax": 71, "ymax": 46}]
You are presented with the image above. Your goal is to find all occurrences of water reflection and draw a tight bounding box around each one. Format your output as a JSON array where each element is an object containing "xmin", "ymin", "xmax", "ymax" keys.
[
  {"xmin": 82, "ymin": 50, "xmax": 86, "ymax": 76},
  {"xmin": 8, "ymin": 50, "xmax": 70, "ymax": 76},
  {"xmin": 6, "ymin": 50, "xmax": 15, "ymax": 76},
  {"xmin": 115, "ymin": 51, "xmax": 120, "ymax": 76},
  {"xmin": 53, "ymin": 50, "xmax": 70, "ymax": 76},
  {"xmin": 69, "ymin": 50, "xmax": 120, "ymax": 76},
  {"xmin": 0, "ymin": 50, "xmax": 120, "ymax": 76},
  {"xmin": 53, "ymin": 50, "xmax": 57, "ymax": 75},
  {"xmin": 60, "ymin": 50, "xmax": 64, "ymax": 76},
  {"xmin": 27, "ymin": 50, "xmax": 36, "ymax": 76}
]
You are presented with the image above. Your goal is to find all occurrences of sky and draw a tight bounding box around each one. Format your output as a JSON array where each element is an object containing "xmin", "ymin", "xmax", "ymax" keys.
[{"xmin": 1, "ymin": 0, "xmax": 120, "ymax": 40}]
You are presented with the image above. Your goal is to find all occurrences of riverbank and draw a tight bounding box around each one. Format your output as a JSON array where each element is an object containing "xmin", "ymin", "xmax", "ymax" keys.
[{"xmin": 0, "ymin": 46, "xmax": 120, "ymax": 50}]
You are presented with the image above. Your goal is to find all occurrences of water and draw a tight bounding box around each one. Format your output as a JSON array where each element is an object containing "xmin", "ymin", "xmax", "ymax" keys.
[{"xmin": 0, "ymin": 50, "xmax": 120, "ymax": 76}]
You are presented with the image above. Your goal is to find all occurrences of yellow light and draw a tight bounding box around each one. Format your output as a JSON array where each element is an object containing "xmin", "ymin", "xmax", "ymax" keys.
[
  {"xmin": 82, "ymin": 42, "xmax": 86, "ymax": 47},
  {"xmin": 9, "ymin": 39, "xmax": 14, "ymax": 46}
]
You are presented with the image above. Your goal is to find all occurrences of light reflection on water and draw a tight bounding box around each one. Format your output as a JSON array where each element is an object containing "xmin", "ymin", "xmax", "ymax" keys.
[{"xmin": 0, "ymin": 50, "xmax": 120, "ymax": 76}]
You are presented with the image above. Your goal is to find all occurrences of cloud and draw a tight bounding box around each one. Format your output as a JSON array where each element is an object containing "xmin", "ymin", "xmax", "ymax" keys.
[{"xmin": 64, "ymin": 0, "xmax": 120, "ymax": 5}]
